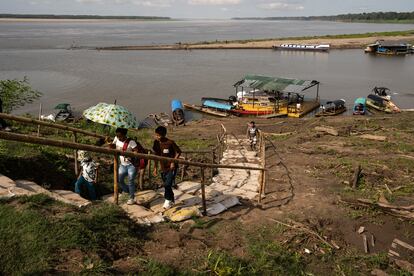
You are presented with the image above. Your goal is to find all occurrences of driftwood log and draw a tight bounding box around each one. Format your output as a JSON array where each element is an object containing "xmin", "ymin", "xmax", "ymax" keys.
[
  {"xmin": 314, "ymin": 126, "xmax": 338, "ymax": 136},
  {"xmin": 359, "ymin": 134, "xmax": 387, "ymax": 142}
]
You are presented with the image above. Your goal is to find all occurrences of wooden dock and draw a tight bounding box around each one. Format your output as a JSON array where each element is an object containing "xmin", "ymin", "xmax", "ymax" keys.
[{"xmin": 287, "ymin": 100, "xmax": 320, "ymax": 118}]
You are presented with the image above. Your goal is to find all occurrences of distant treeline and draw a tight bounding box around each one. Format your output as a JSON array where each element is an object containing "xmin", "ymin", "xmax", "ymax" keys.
[
  {"xmin": 233, "ymin": 11, "xmax": 414, "ymax": 22},
  {"xmin": 0, "ymin": 14, "xmax": 170, "ymax": 20}
]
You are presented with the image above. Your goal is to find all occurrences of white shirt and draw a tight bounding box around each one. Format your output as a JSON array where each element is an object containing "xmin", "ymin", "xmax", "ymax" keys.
[
  {"xmin": 81, "ymin": 160, "xmax": 97, "ymax": 182},
  {"xmin": 113, "ymin": 137, "xmax": 137, "ymax": 166}
]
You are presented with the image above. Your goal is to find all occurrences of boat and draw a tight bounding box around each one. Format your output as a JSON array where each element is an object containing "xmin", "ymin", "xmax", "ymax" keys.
[
  {"xmin": 148, "ymin": 112, "xmax": 172, "ymax": 126},
  {"xmin": 315, "ymin": 100, "xmax": 346, "ymax": 117},
  {"xmin": 353, "ymin": 98, "xmax": 366, "ymax": 115},
  {"xmin": 232, "ymin": 96, "xmax": 282, "ymax": 116},
  {"xmin": 201, "ymin": 98, "xmax": 234, "ymax": 111},
  {"xmin": 171, "ymin": 99, "xmax": 185, "ymax": 126},
  {"xmin": 54, "ymin": 103, "xmax": 74, "ymax": 122},
  {"xmin": 372, "ymin": 86, "xmax": 392, "ymax": 100},
  {"xmin": 365, "ymin": 40, "xmax": 412, "ymax": 55},
  {"xmin": 366, "ymin": 94, "xmax": 401, "ymax": 113},
  {"xmin": 183, "ymin": 103, "xmax": 230, "ymax": 117},
  {"xmin": 272, "ymin": 43, "xmax": 330, "ymax": 52}
]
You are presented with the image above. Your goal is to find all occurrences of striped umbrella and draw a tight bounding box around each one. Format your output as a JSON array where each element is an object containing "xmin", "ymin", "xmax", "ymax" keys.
[{"xmin": 83, "ymin": 103, "xmax": 138, "ymax": 129}]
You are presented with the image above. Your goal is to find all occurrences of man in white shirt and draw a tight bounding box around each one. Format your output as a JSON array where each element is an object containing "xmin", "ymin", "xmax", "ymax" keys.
[{"xmin": 110, "ymin": 128, "xmax": 139, "ymax": 205}]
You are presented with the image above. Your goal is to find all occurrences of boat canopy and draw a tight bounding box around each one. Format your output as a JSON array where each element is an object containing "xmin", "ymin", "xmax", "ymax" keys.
[
  {"xmin": 234, "ymin": 74, "xmax": 319, "ymax": 93},
  {"xmin": 354, "ymin": 98, "xmax": 366, "ymax": 105},
  {"xmin": 54, "ymin": 103, "xmax": 71, "ymax": 110},
  {"xmin": 368, "ymin": 94, "xmax": 386, "ymax": 104},
  {"xmin": 203, "ymin": 100, "xmax": 233, "ymax": 111},
  {"xmin": 326, "ymin": 99, "xmax": 345, "ymax": 107}
]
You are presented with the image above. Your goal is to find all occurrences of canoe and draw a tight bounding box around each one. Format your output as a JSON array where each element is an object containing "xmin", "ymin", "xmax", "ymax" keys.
[
  {"xmin": 315, "ymin": 100, "xmax": 346, "ymax": 117},
  {"xmin": 183, "ymin": 103, "xmax": 229, "ymax": 117},
  {"xmin": 353, "ymin": 98, "xmax": 366, "ymax": 115}
]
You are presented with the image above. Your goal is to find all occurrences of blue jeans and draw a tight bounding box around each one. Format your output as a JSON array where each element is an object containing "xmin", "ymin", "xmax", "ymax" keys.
[
  {"xmin": 119, "ymin": 164, "xmax": 137, "ymax": 199},
  {"xmin": 161, "ymin": 170, "xmax": 175, "ymax": 202},
  {"xmin": 75, "ymin": 176, "xmax": 97, "ymax": 200}
]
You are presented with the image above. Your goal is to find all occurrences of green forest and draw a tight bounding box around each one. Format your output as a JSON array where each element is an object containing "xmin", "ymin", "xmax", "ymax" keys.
[
  {"xmin": 0, "ymin": 14, "xmax": 170, "ymax": 20},
  {"xmin": 234, "ymin": 11, "xmax": 414, "ymax": 23}
]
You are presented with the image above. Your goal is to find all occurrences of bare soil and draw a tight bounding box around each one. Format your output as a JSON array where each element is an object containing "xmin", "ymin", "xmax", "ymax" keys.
[{"xmin": 117, "ymin": 113, "xmax": 414, "ymax": 274}]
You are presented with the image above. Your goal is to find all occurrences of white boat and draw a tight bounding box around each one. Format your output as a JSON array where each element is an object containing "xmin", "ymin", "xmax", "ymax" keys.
[{"xmin": 273, "ymin": 44, "xmax": 330, "ymax": 52}]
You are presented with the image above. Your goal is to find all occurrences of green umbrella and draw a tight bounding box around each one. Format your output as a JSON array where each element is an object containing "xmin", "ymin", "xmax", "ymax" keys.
[{"xmin": 83, "ymin": 102, "xmax": 138, "ymax": 129}]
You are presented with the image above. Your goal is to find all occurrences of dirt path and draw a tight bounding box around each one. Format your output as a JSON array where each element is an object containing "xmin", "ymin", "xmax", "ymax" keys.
[{"xmin": 132, "ymin": 114, "xmax": 414, "ymax": 273}]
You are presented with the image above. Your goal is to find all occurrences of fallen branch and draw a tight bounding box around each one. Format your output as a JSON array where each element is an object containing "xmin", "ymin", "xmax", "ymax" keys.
[
  {"xmin": 339, "ymin": 197, "xmax": 414, "ymax": 220},
  {"xmin": 359, "ymin": 134, "xmax": 387, "ymax": 142},
  {"xmin": 315, "ymin": 126, "xmax": 338, "ymax": 136},
  {"xmin": 269, "ymin": 218, "xmax": 337, "ymax": 249}
]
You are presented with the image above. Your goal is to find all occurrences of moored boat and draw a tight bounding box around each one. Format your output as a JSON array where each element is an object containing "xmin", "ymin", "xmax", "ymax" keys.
[
  {"xmin": 171, "ymin": 99, "xmax": 185, "ymax": 125},
  {"xmin": 353, "ymin": 98, "xmax": 366, "ymax": 115},
  {"xmin": 183, "ymin": 103, "xmax": 230, "ymax": 117},
  {"xmin": 272, "ymin": 43, "xmax": 330, "ymax": 52},
  {"xmin": 315, "ymin": 100, "xmax": 346, "ymax": 117},
  {"xmin": 366, "ymin": 94, "xmax": 400, "ymax": 113},
  {"xmin": 365, "ymin": 40, "xmax": 411, "ymax": 55},
  {"xmin": 201, "ymin": 98, "xmax": 234, "ymax": 111}
]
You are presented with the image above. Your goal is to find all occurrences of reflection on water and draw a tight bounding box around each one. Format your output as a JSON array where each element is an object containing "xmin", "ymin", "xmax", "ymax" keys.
[{"xmin": 1, "ymin": 48, "xmax": 413, "ymax": 119}]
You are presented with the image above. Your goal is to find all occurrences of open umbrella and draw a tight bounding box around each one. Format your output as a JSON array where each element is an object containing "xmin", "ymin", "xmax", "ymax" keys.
[{"xmin": 83, "ymin": 102, "xmax": 138, "ymax": 129}]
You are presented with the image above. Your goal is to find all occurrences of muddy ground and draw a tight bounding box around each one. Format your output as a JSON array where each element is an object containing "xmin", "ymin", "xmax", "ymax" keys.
[
  {"xmin": 119, "ymin": 113, "xmax": 414, "ymax": 274},
  {"xmin": 2, "ymin": 113, "xmax": 414, "ymax": 274}
]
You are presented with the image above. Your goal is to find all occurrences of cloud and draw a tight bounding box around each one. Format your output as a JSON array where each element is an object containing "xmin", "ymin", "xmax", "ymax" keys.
[
  {"xmin": 131, "ymin": 0, "xmax": 173, "ymax": 7},
  {"xmin": 258, "ymin": 2, "xmax": 304, "ymax": 11},
  {"xmin": 188, "ymin": 0, "xmax": 240, "ymax": 5},
  {"xmin": 76, "ymin": 0, "xmax": 103, "ymax": 3},
  {"xmin": 75, "ymin": 0, "xmax": 174, "ymax": 7}
]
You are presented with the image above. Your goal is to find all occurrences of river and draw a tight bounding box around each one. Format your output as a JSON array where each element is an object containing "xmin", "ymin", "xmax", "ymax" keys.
[{"xmin": 0, "ymin": 19, "xmax": 413, "ymax": 118}]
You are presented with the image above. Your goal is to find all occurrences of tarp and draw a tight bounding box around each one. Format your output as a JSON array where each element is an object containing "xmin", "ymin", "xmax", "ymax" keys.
[{"xmin": 234, "ymin": 74, "xmax": 319, "ymax": 93}]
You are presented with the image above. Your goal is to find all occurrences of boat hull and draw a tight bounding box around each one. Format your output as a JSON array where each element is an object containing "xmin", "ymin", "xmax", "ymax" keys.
[
  {"xmin": 315, "ymin": 106, "xmax": 346, "ymax": 117},
  {"xmin": 183, "ymin": 103, "xmax": 229, "ymax": 117}
]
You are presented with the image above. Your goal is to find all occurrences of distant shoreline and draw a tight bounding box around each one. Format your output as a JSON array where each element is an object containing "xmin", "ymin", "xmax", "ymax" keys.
[
  {"xmin": 0, "ymin": 18, "xmax": 172, "ymax": 22},
  {"xmin": 95, "ymin": 31, "xmax": 414, "ymax": 51}
]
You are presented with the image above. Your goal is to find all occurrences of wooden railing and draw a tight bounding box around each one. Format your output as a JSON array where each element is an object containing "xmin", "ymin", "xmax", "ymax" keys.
[{"xmin": 0, "ymin": 114, "xmax": 265, "ymax": 215}]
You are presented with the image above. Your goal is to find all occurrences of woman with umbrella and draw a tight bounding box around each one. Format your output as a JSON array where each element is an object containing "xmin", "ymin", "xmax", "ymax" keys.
[{"xmin": 83, "ymin": 103, "xmax": 141, "ymax": 205}]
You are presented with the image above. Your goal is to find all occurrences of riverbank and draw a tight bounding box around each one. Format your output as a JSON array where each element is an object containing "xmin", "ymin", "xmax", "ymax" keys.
[
  {"xmin": 96, "ymin": 30, "xmax": 414, "ymax": 50},
  {"xmin": 1, "ymin": 113, "xmax": 414, "ymax": 274}
]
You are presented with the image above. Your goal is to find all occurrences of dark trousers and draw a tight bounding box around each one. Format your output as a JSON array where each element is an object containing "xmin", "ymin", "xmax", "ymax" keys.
[{"xmin": 161, "ymin": 170, "xmax": 175, "ymax": 202}]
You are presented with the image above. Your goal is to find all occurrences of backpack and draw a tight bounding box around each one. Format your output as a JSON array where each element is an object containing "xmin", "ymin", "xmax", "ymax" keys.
[{"xmin": 122, "ymin": 138, "xmax": 148, "ymax": 169}]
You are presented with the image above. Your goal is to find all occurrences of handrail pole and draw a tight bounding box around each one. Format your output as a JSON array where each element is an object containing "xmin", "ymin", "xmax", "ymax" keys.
[
  {"xmin": 73, "ymin": 131, "xmax": 79, "ymax": 176},
  {"xmin": 114, "ymin": 153, "xmax": 119, "ymax": 204},
  {"xmin": 200, "ymin": 167, "xmax": 207, "ymax": 215}
]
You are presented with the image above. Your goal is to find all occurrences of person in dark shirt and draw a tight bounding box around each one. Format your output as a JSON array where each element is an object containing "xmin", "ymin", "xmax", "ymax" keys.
[{"xmin": 152, "ymin": 126, "xmax": 181, "ymax": 209}]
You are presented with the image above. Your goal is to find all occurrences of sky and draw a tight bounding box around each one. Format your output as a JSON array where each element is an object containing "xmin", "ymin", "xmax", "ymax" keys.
[{"xmin": 1, "ymin": 0, "xmax": 413, "ymax": 19}]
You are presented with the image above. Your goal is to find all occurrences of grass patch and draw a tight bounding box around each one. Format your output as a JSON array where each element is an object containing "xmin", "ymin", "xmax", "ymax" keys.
[{"xmin": 0, "ymin": 196, "xmax": 148, "ymax": 275}]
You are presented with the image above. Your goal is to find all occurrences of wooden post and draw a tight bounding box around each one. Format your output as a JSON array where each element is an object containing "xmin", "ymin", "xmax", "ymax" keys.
[
  {"xmin": 138, "ymin": 169, "xmax": 144, "ymax": 190},
  {"xmin": 114, "ymin": 153, "xmax": 119, "ymax": 204},
  {"xmin": 258, "ymin": 134, "xmax": 266, "ymax": 203},
  {"xmin": 211, "ymin": 150, "xmax": 215, "ymax": 178},
  {"xmin": 147, "ymin": 152, "xmax": 151, "ymax": 183},
  {"xmin": 181, "ymin": 153, "xmax": 187, "ymax": 181},
  {"xmin": 200, "ymin": 167, "xmax": 207, "ymax": 216},
  {"xmin": 73, "ymin": 132, "xmax": 79, "ymax": 176},
  {"xmin": 352, "ymin": 164, "xmax": 362, "ymax": 189},
  {"xmin": 37, "ymin": 103, "xmax": 42, "ymax": 137}
]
